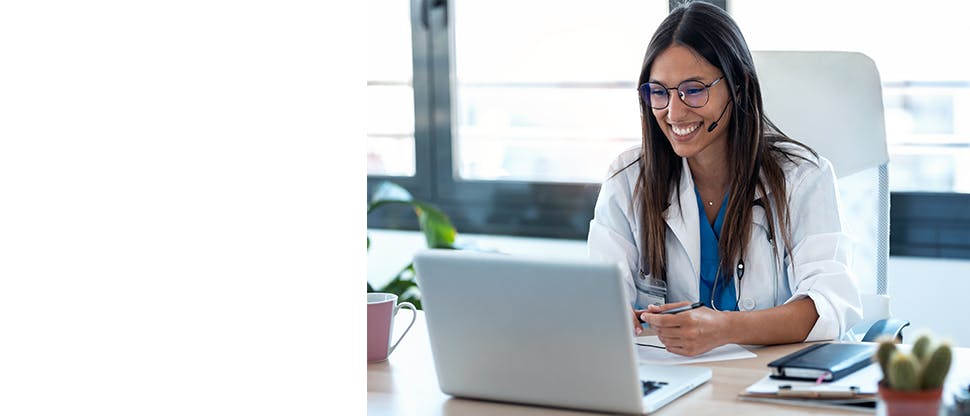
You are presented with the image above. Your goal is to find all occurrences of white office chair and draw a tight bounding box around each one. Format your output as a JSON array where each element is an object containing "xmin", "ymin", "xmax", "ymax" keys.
[{"xmin": 752, "ymin": 51, "xmax": 909, "ymax": 342}]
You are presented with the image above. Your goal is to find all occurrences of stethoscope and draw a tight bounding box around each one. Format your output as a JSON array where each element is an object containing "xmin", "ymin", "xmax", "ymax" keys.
[
  {"xmin": 709, "ymin": 259, "xmax": 744, "ymax": 311},
  {"xmin": 708, "ymin": 199, "xmax": 780, "ymax": 312}
]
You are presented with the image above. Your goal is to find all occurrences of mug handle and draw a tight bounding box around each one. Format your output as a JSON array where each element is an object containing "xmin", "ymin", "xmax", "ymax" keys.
[{"xmin": 387, "ymin": 302, "xmax": 416, "ymax": 356}]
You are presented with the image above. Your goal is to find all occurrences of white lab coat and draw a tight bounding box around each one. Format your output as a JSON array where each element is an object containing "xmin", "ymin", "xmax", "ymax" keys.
[{"xmin": 588, "ymin": 144, "xmax": 862, "ymax": 342}]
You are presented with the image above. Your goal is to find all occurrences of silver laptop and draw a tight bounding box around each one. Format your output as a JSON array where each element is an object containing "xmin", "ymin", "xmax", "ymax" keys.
[{"xmin": 413, "ymin": 249, "xmax": 712, "ymax": 415}]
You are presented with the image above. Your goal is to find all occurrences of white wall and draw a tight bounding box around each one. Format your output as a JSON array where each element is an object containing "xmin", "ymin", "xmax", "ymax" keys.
[{"xmin": 367, "ymin": 229, "xmax": 970, "ymax": 347}]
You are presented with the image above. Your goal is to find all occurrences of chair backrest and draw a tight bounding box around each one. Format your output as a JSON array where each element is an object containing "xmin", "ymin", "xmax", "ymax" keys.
[{"xmin": 752, "ymin": 51, "xmax": 890, "ymax": 321}]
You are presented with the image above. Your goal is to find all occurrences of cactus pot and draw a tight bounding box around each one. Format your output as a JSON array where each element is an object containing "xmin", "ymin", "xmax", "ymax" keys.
[{"xmin": 878, "ymin": 384, "xmax": 943, "ymax": 416}]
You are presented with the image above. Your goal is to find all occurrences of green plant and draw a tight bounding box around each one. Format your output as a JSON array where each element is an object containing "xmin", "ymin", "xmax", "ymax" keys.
[
  {"xmin": 367, "ymin": 181, "xmax": 457, "ymax": 309},
  {"xmin": 875, "ymin": 333, "xmax": 953, "ymax": 392}
]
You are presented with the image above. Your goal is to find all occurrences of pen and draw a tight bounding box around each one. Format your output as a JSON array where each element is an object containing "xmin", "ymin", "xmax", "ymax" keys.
[
  {"xmin": 637, "ymin": 301, "xmax": 704, "ymax": 324},
  {"xmin": 660, "ymin": 302, "xmax": 704, "ymax": 315}
]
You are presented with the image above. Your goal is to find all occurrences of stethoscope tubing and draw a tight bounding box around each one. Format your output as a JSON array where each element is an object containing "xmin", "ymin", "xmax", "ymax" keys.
[{"xmin": 643, "ymin": 199, "xmax": 784, "ymax": 312}]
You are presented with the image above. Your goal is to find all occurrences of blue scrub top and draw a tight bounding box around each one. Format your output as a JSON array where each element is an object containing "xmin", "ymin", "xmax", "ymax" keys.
[{"xmin": 695, "ymin": 188, "xmax": 738, "ymax": 311}]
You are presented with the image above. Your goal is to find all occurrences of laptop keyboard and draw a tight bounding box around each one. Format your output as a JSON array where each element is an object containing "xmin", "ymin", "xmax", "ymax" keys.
[{"xmin": 641, "ymin": 380, "xmax": 667, "ymax": 397}]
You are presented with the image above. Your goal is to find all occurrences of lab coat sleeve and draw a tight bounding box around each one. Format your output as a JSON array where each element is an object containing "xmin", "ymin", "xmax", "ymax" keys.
[
  {"xmin": 785, "ymin": 158, "xmax": 863, "ymax": 341},
  {"xmin": 587, "ymin": 170, "xmax": 639, "ymax": 307}
]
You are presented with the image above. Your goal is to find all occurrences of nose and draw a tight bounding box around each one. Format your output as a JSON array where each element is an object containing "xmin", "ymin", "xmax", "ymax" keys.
[{"xmin": 665, "ymin": 92, "xmax": 691, "ymax": 121}]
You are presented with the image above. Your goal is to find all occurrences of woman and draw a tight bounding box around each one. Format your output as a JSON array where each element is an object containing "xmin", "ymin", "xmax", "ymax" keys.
[{"xmin": 588, "ymin": 1, "xmax": 862, "ymax": 356}]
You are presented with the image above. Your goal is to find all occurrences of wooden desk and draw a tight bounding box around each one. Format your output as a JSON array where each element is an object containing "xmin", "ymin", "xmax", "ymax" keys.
[{"xmin": 368, "ymin": 311, "xmax": 970, "ymax": 415}]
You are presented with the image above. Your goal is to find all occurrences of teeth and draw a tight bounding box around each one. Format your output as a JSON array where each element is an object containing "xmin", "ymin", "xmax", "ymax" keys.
[{"xmin": 671, "ymin": 123, "xmax": 700, "ymax": 136}]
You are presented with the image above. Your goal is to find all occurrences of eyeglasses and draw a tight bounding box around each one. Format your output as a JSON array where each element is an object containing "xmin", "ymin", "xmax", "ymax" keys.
[{"xmin": 638, "ymin": 77, "xmax": 724, "ymax": 110}]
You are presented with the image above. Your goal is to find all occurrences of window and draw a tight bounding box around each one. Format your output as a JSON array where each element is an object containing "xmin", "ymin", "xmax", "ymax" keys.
[
  {"xmin": 730, "ymin": 0, "xmax": 970, "ymax": 193},
  {"xmin": 368, "ymin": 0, "xmax": 669, "ymax": 237},
  {"xmin": 368, "ymin": 0, "xmax": 970, "ymax": 258},
  {"xmin": 453, "ymin": 0, "xmax": 666, "ymax": 183},
  {"xmin": 367, "ymin": 0, "xmax": 416, "ymax": 177}
]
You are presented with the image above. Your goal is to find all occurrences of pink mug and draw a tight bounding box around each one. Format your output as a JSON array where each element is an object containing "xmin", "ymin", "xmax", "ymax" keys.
[{"xmin": 367, "ymin": 293, "xmax": 416, "ymax": 362}]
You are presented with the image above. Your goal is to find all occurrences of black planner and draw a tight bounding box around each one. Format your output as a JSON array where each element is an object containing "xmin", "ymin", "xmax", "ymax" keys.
[{"xmin": 767, "ymin": 343, "xmax": 876, "ymax": 382}]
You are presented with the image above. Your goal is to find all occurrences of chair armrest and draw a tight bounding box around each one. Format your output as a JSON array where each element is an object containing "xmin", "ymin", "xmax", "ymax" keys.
[{"xmin": 861, "ymin": 318, "xmax": 911, "ymax": 343}]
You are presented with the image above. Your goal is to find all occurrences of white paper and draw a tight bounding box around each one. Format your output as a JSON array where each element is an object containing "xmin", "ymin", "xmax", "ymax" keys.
[
  {"xmin": 745, "ymin": 362, "xmax": 881, "ymax": 394},
  {"xmin": 634, "ymin": 335, "xmax": 757, "ymax": 365}
]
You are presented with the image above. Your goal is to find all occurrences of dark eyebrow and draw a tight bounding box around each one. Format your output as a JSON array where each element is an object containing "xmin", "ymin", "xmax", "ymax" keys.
[{"xmin": 647, "ymin": 75, "xmax": 707, "ymax": 85}]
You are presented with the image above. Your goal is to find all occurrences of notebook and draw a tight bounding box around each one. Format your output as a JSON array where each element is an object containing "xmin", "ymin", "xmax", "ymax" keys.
[
  {"xmin": 767, "ymin": 343, "xmax": 876, "ymax": 382},
  {"xmin": 741, "ymin": 356, "xmax": 881, "ymax": 412},
  {"xmin": 413, "ymin": 249, "xmax": 711, "ymax": 415}
]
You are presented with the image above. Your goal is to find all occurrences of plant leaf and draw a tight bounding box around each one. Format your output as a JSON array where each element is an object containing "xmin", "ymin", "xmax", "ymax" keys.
[
  {"xmin": 368, "ymin": 181, "xmax": 415, "ymax": 217},
  {"xmin": 382, "ymin": 276, "xmax": 418, "ymax": 295},
  {"xmin": 414, "ymin": 202, "xmax": 456, "ymax": 249},
  {"xmin": 368, "ymin": 199, "xmax": 457, "ymax": 249},
  {"xmin": 400, "ymin": 293, "xmax": 422, "ymax": 310},
  {"xmin": 366, "ymin": 181, "xmax": 455, "ymax": 307},
  {"xmin": 369, "ymin": 181, "xmax": 413, "ymax": 206}
]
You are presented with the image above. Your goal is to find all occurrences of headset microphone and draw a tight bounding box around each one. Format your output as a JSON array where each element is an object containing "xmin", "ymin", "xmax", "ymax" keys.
[{"xmin": 707, "ymin": 100, "xmax": 732, "ymax": 132}]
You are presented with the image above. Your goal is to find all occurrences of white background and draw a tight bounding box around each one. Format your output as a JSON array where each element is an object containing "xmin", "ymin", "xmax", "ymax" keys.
[{"xmin": 0, "ymin": 1, "xmax": 357, "ymax": 414}]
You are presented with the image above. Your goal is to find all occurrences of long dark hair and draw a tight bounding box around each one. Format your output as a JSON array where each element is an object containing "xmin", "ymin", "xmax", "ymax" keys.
[{"xmin": 631, "ymin": 1, "xmax": 815, "ymax": 282}]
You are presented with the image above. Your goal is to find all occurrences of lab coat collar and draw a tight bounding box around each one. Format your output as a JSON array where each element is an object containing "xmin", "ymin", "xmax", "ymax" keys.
[
  {"xmin": 664, "ymin": 158, "xmax": 701, "ymax": 288},
  {"xmin": 663, "ymin": 158, "xmax": 774, "ymax": 284}
]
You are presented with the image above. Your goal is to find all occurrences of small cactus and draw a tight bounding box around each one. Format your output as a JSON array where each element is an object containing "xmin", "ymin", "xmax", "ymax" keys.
[
  {"xmin": 911, "ymin": 334, "xmax": 932, "ymax": 361},
  {"xmin": 876, "ymin": 332, "xmax": 953, "ymax": 392},
  {"xmin": 922, "ymin": 342, "xmax": 952, "ymax": 389},
  {"xmin": 888, "ymin": 351, "xmax": 921, "ymax": 391}
]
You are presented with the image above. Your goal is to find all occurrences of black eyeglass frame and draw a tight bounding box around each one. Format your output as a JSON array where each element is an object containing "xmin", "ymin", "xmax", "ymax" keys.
[{"xmin": 638, "ymin": 76, "xmax": 725, "ymax": 110}]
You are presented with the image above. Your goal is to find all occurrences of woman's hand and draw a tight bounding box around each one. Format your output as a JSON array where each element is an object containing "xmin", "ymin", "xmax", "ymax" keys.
[
  {"xmin": 640, "ymin": 301, "xmax": 729, "ymax": 356},
  {"xmin": 631, "ymin": 307, "xmax": 647, "ymax": 336}
]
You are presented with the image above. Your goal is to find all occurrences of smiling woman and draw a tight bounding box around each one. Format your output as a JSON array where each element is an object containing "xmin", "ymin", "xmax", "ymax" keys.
[
  {"xmin": 588, "ymin": 1, "xmax": 862, "ymax": 357},
  {"xmin": 645, "ymin": 46, "xmax": 734, "ymax": 198}
]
